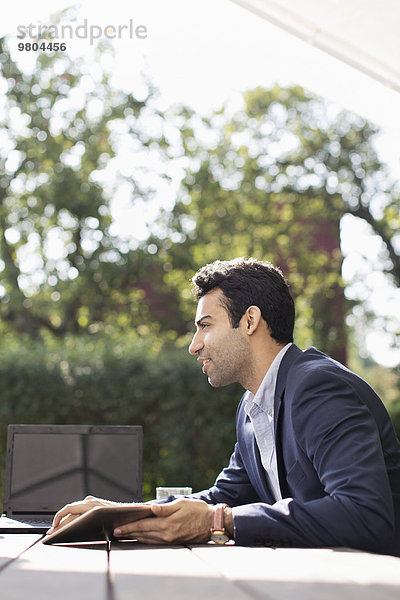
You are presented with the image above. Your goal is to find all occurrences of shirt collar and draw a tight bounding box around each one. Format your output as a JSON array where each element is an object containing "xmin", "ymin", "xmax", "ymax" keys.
[{"xmin": 244, "ymin": 343, "xmax": 292, "ymax": 418}]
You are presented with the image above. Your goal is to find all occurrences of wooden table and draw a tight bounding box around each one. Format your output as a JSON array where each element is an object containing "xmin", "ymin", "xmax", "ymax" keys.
[{"xmin": 1, "ymin": 533, "xmax": 399, "ymax": 599}]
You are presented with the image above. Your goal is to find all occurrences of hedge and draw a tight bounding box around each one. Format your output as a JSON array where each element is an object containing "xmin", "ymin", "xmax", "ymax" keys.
[{"xmin": 0, "ymin": 334, "xmax": 240, "ymax": 507}]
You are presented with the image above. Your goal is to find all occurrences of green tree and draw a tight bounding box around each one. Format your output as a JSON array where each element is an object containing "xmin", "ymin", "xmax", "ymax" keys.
[
  {"xmin": 155, "ymin": 85, "xmax": 400, "ymax": 362},
  {"xmin": 0, "ymin": 36, "xmax": 173, "ymax": 337}
]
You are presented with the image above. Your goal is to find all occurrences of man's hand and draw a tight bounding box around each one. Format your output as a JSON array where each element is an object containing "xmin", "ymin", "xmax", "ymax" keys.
[
  {"xmin": 113, "ymin": 498, "xmax": 224, "ymax": 545},
  {"xmin": 46, "ymin": 495, "xmax": 127, "ymax": 535}
]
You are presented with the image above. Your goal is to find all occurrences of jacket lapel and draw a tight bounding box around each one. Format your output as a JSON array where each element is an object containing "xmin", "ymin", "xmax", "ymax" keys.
[{"xmin": 274, "ymin": 344, "xmax": 303, "ymax": 497}]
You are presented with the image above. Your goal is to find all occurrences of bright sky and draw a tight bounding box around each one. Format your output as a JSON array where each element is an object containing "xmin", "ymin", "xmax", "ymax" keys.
[{"xmin": 3, "ymin": 0, "xmax": 400, "ymax": 366}]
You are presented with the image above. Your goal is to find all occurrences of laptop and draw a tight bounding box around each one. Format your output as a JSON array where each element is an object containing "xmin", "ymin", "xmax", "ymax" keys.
[{"xmin": 0, "ymin": 424, "xmax": 143, "ymax": 534}]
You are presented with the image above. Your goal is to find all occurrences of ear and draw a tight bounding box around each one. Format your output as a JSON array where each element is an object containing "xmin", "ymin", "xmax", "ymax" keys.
[{"xmin": 243, "ymin": 305, "xmax": 262, "ymax": 335}]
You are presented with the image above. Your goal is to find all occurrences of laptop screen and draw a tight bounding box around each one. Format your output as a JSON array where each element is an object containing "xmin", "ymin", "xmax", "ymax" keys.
[{"xmin": 3, "ymin": 425, "xmax": 143, "ymax": 517}]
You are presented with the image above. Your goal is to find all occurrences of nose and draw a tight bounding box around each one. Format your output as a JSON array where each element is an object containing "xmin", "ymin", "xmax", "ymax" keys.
[{"xmin": 188, "ymin": 330, "xmax": 203, "ymax": 355}]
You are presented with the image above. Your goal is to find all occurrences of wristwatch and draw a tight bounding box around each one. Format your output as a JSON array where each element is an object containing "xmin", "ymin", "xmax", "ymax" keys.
[{"xmin": 210, "ymin": 503, "xmax": 230, "ymax": 544}]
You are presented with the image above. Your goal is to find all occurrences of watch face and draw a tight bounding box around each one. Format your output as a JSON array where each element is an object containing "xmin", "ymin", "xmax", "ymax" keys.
[{"xmin": 211, "ymin": 532, "xmax": 229, "ymax": 544}]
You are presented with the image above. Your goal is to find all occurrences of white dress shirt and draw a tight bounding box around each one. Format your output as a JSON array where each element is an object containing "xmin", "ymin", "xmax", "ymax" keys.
[{"xmin": 243, "ymin": 343, "xmax": 292, "ymax": 502}]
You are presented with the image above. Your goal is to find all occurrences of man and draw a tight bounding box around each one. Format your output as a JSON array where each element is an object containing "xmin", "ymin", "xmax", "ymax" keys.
[{"xmin": 48, "ymin": 258, "xmax": 400, "ymax": 555}]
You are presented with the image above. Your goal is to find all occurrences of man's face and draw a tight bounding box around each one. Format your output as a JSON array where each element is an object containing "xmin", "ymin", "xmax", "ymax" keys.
[{"xmin": 188, "ymin": 288, "xmax": 251, "ymax": 388}]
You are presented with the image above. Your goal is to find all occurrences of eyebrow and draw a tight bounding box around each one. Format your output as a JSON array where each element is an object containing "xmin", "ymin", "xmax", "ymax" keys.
[{"xmin": 195, "ymin": 315, "xmax": 213, "ymax": 326}]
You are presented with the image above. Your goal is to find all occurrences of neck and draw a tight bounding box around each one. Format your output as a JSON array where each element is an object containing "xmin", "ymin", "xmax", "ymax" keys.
[{"xmin": 243, "ymin": 342, "xmax": 285, "ymax": 394}]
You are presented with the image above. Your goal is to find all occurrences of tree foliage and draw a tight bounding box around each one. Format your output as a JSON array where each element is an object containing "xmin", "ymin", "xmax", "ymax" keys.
[
  {"xmin": 154, "ymin": 85, "xmax": 400, "ymax": 359},
  {"xmin": 0, "ymin": 36, "xmax": 399, "ymax": 359},
  {"xmin": 0, "ymin": 37, "xmax": 173, "ymax": 337}
]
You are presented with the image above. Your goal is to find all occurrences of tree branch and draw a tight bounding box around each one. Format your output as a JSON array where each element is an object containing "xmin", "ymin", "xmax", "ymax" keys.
[{"xmin": 349, "ymin": 203, "xmax": 400, "ymax": 287}]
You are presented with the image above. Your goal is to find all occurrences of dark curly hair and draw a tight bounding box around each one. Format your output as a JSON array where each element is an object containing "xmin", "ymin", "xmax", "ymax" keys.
[{"xmin": 192, "ymin": 258, "xmax": 295, "ymax": 344}]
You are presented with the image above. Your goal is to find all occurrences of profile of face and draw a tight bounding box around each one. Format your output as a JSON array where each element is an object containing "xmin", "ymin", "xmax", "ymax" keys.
[{"xmin": 188, "ymin": 288, "xmax": 251, "ymax": 388}]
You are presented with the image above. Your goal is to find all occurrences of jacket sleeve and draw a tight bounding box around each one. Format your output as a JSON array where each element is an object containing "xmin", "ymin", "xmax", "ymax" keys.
[
  {"xmin": 232, "ymin": 371, "xmax": 397, "ymax": 555},
  {"xmin": 191, "ymin": 441, "xmax": 261, "ymax": 506}
]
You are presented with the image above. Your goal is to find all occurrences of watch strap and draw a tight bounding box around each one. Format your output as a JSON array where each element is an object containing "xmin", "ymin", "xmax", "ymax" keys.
[
  {"xmin": 210, "ymin": 503, "xmax": 229, "ymax": 543},
  {"xmin": 211, "ymin": 503, "xmax": 227, "ymax": 531}
]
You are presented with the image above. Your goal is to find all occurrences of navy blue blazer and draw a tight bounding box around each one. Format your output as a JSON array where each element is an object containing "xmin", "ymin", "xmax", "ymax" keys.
[{"xmin": 193, "ymin": 345, "xmax": 400, "ymax": 556}]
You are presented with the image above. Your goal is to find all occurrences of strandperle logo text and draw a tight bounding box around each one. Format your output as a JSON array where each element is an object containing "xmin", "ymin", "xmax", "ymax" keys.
[{"xmin": 17, "ymin": 19, "xmax": 148, "ymax": 46}]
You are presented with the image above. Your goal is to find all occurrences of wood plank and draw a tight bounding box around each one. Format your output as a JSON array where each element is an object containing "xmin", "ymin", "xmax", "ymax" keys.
[
  {"xmin": 110, "ymin": 541, "xmax": 254, "ymax": 600},
  {"xmin": 190, "ymin": 546, "xmax": 400, "ymax": 600},
  {"xmin": 0, "ymin": 538, "xmax": 109, "ymax": 600},
  {"xmin": 0, "ymin": 534, "xmax": 42, "ymax": 570}
]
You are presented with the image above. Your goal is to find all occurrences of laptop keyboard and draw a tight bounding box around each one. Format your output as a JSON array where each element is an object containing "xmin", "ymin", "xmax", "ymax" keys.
[
  {"xmin": 1, "ymin": 516, "xmax": 53, "ymax": 528},
  {"xmin": 23, "ymin": 518, "xmax": 53, "ymax": 525}
]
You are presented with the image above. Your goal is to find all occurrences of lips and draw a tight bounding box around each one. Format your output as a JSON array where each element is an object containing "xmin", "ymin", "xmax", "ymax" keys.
[{"xmin": 198, "ymin": 357, "xmax": 211, "ymax": 374}]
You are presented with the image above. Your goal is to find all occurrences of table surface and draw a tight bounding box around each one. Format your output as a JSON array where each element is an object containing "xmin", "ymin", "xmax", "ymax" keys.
[{"xmin": 1, "ymin": 534, "xmax": 399, "ymax": 600}]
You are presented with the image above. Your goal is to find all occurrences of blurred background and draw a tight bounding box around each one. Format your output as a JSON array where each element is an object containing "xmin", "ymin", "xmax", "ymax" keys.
[{"xmin": 1, "ymin": 0, "xmax": 399, "ymax": 501}]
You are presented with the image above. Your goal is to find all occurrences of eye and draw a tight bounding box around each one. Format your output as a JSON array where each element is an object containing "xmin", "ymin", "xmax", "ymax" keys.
[{"xmin": 200, "ymin": 323, "xmax": 209, "ymax": 330}]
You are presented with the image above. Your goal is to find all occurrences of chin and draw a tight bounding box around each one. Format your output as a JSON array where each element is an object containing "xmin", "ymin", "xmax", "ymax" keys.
[
  {"xmin": 207, "ymin": 375, "xmax": 218, "ymax": 388},
  {"xmin": 208, "ymin": 378, "xmax": 219, "ymax": 388},
  {"xmin": 208, "ymin": 376, "xmax": 229, "ymax": 388}
]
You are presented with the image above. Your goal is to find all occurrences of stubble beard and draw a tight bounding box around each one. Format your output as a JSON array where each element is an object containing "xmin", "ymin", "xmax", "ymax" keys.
[{"xmin": 207, "ymin": 328, "xmax": 252, "ymax": 389}]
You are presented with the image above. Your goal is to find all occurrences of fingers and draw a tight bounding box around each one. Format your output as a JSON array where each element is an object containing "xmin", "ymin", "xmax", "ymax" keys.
[
  {"xmin": 48, "ymin": 502, "xmax": 90, "ymax": 533},
  {"xmin": 113, "ymin": 505, "xmax": 178, "ymax": 543},
  {"xmin": 113, "ymin": 499, "xmax": 213, "ymax": 545},
  {"xmin": 150, "ymin": 500, "xmax": 182, "ymax": 517},
  {"xmin": 113, "ymin": 518, "xmax": 175, "ymax": 544},
  {"xmin": 47, "ymin": 512, "xmax": 80, "ymax": 534},
  {"xmin": 48, "ymin": 496, "xmax": 111, "ymax": 533}
]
